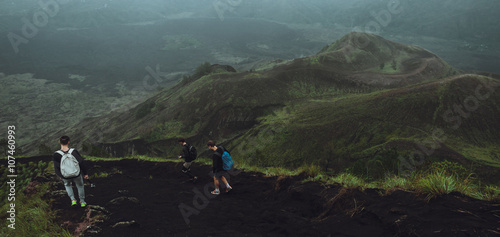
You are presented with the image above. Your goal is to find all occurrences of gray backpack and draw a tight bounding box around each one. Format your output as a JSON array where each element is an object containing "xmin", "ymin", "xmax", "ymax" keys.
[{"xmin": 56, "ymin": 149, "xmax": 80, "ymax": 178}]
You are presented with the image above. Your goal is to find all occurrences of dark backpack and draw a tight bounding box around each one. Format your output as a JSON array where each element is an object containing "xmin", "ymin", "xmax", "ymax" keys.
[{"xmin": 188, "ymin": 145, "xmax": 197, "ymax": 160}]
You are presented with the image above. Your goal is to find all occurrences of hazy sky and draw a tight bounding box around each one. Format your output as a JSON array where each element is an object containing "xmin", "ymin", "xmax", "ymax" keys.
[{"xmin": 1, "ymin": 0, "xmax": 499, "ymax": 76}]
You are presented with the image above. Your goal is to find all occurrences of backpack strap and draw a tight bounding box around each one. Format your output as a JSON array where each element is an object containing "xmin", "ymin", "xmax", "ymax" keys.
[
  {"xmin": 187, "ymin": 146, "xmax": 193, "ymax": 159},
  {"xmin": 56, "ymin": 148, "xmax": 75, "ymax": 156},
  {"xmin": 219, "ymin": 146, "xmax": 229, "ymax": 154}
]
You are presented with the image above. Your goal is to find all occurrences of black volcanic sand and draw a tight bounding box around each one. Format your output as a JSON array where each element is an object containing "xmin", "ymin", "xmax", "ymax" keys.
[{"xmin": 24, "ymin": 157, "xmax": 500, "ymax": 237}]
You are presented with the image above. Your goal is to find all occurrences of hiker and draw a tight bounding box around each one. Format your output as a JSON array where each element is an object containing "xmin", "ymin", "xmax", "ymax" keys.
[
  {"xmin": 207, "ymin": 140, "xmax": 232, "ymax": 195},
  {"xmin": 178, "ymin": 138, "xmax": 198, "ymax": 183},
  {"xmin": 53, "ymin": 136, "xmax": 89, "ymax": 207}
]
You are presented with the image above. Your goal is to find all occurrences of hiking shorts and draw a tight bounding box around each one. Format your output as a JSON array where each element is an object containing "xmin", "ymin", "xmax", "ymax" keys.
[
  {"xmin": 182, "ymin": 162, "xmax": 192, "ymax": 169},
  {"xmin": 214, "ymin": 170, "xmax": 228, "ymax": 179}
]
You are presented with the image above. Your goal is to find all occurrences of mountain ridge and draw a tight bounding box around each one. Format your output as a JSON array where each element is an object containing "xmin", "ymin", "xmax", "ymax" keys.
[{"xmin": 26, "ymin": 33, "xmax": 500, "ymax": 182}]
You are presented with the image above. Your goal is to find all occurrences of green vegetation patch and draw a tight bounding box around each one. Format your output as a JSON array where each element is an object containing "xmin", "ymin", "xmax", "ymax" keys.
[
  {"xmin": 135, "ymin": 100, "xmax": 156, "ymax": 119},
  {"xmin": 0, "ymin": 183, "xmax": 72, "ymax": 237},
  {"xmin": 0, "ymin": 160, "xmax": 72, "ymax": 236},
  {"xmin": 454, "ymin": 142, "xmax": 500, "ymax": 167},
  {"xmin": 145, "ymin": 121, "xmax": 185, "ymax": 142},
  {"xmin": 243, "ymin": 73, "xmax": 266, "ymax": 79},
  {"xmin": 303, "ymin": 56, "xmax": 322, "ymax": 65}
]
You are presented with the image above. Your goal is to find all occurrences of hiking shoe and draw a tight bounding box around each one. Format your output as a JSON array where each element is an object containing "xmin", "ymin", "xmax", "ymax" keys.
[
  {"xmin": 211, "ymin": 190, "xmax": 220, "ymax": 195},
  {"xmin": 71, "ymin": 200, "xmax": 77, "ymax": 206},
  {"xmin": 192, "ymin": 176, "xmax": 198, "ymax": 184},
  {"xmin": 80, "ymin": 202, "xmax": 87, "ymax": 208},
  {"xmin": 226, "ymin": 186, "xmax": 232, "ymax": 193}
]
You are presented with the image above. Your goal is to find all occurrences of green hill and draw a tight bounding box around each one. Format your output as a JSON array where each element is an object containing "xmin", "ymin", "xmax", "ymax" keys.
[
  {"xmin": 229, "ymin": 74, "xmax": 500, "ymax": 177},
  {"xmin": 29, "ymin": 33, "xmax": 500, "ymax": 182}
]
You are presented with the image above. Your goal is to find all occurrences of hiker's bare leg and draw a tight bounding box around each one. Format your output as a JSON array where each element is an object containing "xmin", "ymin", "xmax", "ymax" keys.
[
  {"xmin": 221, "ymin": 176, "xmax": 232, "ymax": 192},
  {"xmin": 213, "ymin": 177, "xmax": 219, "ymax": 190},
  {"xmin": 220, "ymin": 176, "xmax": 229, "ymax": 186}
]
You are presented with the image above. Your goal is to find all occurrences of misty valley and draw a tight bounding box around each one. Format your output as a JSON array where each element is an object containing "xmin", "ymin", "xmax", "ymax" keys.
[{"xmin": 1, "ymin": 0, "xmax": 500, "ymax": 236}]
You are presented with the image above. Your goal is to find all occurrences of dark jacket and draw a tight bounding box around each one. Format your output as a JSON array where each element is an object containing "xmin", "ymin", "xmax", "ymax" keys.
[
  {"xmin": 53, "ymin": 148, "xmax": 87, "ymax": 179},
  {"xmin": 212, "ymin": 146, "xmax": 225, "ymax": 174},
  {"xmin": 180, "ymin": 143, "xmax": 195, "ymax": 162}
]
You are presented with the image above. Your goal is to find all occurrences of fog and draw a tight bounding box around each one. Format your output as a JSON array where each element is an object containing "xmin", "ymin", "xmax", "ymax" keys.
[
  {"xmin": 1, "ymin": 0, "xmax": 499, "ymax": 89},
  {"xmin": 1, "ymin": 0, "xmax": 499, "ymax": 149}
]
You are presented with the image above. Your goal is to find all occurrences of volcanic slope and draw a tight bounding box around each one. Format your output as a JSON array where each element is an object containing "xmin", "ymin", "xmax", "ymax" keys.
[
  {"xmin": 28, "ymin": 33, "xmax": 500, "ymax": 176},
  {"xmin": 23, "ymin": 157, "xmax": 500, "ymax": 237},
  {"xmin": 230, "ymin": 73, "xmax": 500, "ymax": 175}
]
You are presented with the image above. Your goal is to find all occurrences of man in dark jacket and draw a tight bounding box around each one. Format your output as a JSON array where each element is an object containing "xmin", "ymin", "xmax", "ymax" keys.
[
  {"xmin": 53, "ymin": 135, "xmax": 89, "ymax": 207},
  {"xmin": 178, "ymin": 138, "xmax": 198, "ymax": 183},
  {"xmin": 207, "ymin": 140, "xmax": 232, "ymax": 195}
]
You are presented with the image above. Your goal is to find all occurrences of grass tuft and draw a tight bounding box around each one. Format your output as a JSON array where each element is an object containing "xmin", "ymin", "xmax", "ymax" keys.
[
  {"xmin": 415, "ymin": 172, "xmax": 457, "ymax": 201},
  {"xmin": 380, "ymin": 175, "xmax": 413, "ymax": 190},
  {"xmin": 297, "ymin": 165, "xmax": 323, "ymax": 177},
  {"xmin": 329, "ymin": 173, "xmax": 368, "ymax": 188}
]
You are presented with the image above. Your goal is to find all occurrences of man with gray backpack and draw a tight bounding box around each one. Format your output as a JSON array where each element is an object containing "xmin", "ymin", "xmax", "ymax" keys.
[{"xmin": 53, "ymin": 135, "xmax": 89, "ymax": 207}]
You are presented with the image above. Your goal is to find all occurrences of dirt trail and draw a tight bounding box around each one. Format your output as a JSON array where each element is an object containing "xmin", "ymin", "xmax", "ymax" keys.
[{"xmin": 27, "ymin": 158, "xmax": 500, "ymax": 237}]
